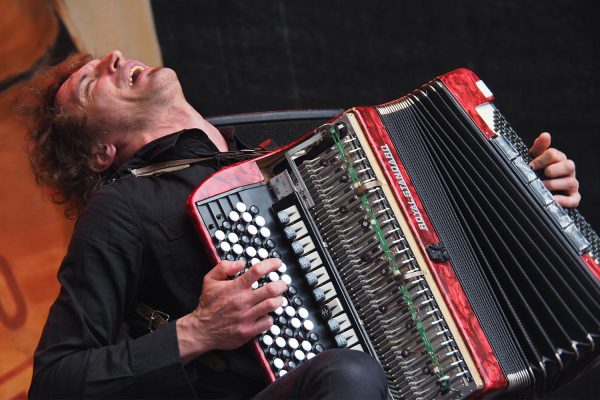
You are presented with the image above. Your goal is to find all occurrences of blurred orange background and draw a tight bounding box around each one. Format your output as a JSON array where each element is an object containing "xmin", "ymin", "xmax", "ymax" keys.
[
  {"xmin": 0, "ymin": 1, "xmax": 70, "ymax": 398},
  {"xmin": 1, "ymin": 1, "xmax": 160, "ymax": 396}
]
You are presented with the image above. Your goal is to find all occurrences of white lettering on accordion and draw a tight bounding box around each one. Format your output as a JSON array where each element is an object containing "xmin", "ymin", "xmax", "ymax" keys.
[{"xmin": 381, "ymin": 144, "xmax": 428, "ymax": 231}]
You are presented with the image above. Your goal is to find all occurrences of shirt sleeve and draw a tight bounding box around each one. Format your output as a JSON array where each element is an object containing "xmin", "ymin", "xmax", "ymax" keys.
[{"xmin": 29, "ymin": 185, "xmax": 197, "ymax": 398}]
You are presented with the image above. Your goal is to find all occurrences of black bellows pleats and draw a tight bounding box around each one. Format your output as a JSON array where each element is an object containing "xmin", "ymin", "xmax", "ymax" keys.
[{"xmin": 378, "ymin": 83, "xmax": 600, "ymax": 396}]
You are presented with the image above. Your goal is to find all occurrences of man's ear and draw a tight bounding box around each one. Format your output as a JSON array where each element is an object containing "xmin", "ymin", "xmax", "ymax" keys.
[{"xmin": 90, "ymin": 143, "xmax": 117, "ymax": 172}]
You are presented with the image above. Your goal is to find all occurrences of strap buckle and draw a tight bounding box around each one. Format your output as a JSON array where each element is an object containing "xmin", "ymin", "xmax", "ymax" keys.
[
  {"xmin": 148, "ymin": 309, "xmax": 170, "ymax": 332},
  {"xmin": 135, "ymin": 302, "xmax": 170, "ymax": 332}
]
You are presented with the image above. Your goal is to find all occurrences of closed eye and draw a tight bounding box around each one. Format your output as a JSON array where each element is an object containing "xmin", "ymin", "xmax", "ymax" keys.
[{"xmin": 84, "ymin": 77, "xmax": 96, "ymax": 100}]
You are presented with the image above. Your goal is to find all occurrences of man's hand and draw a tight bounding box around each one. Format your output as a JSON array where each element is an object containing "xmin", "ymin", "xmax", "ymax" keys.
[
  {"xmin": 176, "ymin": 258, "xmax": 287, "ymax": 364},
  {"xmin": 529, "ymin": 132, "xmax": 581, "ymax": 208}
]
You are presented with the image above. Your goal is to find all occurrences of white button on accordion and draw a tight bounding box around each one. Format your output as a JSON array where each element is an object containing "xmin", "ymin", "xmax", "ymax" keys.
[{"xmin": 188, "ymin": 68, "xmax": 600, "ymax": 399}]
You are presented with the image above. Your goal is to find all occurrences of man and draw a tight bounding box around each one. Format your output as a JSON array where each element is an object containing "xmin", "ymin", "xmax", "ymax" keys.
[{"xmin": 22, "ymin": 50, "xmax": 579, "ymax": 398}]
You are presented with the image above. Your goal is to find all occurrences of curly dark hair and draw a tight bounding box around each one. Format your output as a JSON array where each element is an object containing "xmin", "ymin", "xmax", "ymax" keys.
[{"xmin": 16, "ymin": 53, "xmax": 107, "ymax": 219}]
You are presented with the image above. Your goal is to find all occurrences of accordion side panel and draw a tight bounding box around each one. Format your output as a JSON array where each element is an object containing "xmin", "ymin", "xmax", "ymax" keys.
[
  {"xmin": 352, "ymin": 106, "xmax": 507, "ymax": 394},
  {"xmin": 187, "ymin": 161, "xmax": 276, "ymax": 383}
]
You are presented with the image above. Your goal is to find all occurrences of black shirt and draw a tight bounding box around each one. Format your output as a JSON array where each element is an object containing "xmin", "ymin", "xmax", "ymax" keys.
[{"xmin": 30, "ymin": 129, "xmax": 266, "ymax": 398}]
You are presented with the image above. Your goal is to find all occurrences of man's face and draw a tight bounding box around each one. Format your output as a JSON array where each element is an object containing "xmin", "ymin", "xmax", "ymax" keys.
[{"xmin": 56, "ymin": 50, "xmax": 181, "ymax": 133}]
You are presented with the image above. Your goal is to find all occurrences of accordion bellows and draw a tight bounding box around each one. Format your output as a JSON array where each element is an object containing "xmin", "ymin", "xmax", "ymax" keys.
[{"xmin": 188, "ymin": 69, "xmax": 600, "ymax": 399}]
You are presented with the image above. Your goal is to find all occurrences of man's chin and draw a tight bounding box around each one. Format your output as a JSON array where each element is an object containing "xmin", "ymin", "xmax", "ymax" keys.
[
  {"xmin": 130, "ymin": 68, "xmax": 179, "ymax": 95},
  {"xmin": 145, "ymin": 67, "xmax": 180, "ymax": 89},
  {"xmin": 148, "ymin": 66, "xmax": 177, "ymax": 80}
]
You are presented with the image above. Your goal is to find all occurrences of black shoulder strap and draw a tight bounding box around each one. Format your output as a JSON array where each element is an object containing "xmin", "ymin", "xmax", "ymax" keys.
[
  {"xmin": 127, "ymin": 149, "xmax": 269, "ymax": 178},
  {"xmin": 129, "ymin": 157, "xmax": 214, "ymax": 177}
]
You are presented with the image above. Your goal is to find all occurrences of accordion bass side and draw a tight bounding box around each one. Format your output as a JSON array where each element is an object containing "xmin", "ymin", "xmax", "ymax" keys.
[{"xmin": 187, "ymin": 68, "xmax": 600, "ymax": 399}]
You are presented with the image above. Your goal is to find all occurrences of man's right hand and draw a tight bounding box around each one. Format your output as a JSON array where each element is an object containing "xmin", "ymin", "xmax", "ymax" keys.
[{"xmin": 176, "ymin": 258, "xmax": 287, "ymax": 364}]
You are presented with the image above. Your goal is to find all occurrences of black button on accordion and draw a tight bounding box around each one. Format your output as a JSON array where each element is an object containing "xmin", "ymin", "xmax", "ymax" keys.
[{"xmin": 187, "ymin": 68, "xmax": 600, "ymax": 399}]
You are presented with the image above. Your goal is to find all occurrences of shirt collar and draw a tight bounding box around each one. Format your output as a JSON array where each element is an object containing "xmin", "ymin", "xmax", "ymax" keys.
[{"xmin": 115, "ymin": 127, "xmax": 241, "ymax": 174}]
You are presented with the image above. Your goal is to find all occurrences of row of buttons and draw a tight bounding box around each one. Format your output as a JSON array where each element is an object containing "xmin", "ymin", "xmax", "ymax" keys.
[
  {"xmin": 276, "ymin": 205, "xmax": 362, "ymax": 352},
  {"xmin": 209, "ymin": 200, "xmax": 327, "ymax": 377}
]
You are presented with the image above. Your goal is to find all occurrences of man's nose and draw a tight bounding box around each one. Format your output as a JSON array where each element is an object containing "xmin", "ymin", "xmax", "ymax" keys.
[{"xmin": 97, "ymin": 50, "xmax": 123, "ymax": 73}]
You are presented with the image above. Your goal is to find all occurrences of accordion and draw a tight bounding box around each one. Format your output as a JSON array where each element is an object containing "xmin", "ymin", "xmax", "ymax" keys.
[{"xmin": 187, "ymin": 69, "xmax": 600, "ymax": 399}]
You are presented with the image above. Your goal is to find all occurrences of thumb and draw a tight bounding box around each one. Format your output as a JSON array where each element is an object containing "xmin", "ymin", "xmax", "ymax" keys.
[{"xmin": 529, "ymin": 132, "xmax": 551, "ymax": 159}]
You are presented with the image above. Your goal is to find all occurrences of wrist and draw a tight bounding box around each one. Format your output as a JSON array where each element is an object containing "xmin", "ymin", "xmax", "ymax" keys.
[{"xmin": 176, "ymin": 313, "xmax": 211, "ymax": 364}]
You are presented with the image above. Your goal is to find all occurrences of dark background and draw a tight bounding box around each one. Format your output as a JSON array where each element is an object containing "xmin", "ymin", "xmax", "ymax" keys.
[
  {"xmin": 150, "ymin": 1, "xmax": 600, "ymax": 397},
  {"xmin": 151, "ymin": 0, "xmax": 600, "ymax": 236},
  {"xmin": 50, "ymin": 0, "xmax": 600, "ymax": 397}
]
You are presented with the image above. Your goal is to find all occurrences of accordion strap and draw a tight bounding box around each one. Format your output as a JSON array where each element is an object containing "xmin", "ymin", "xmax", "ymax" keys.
[
  {"xmin": 127, "ymin": 149, "xmax": 269, "ymax": 178},
  {"xmin": 129, "ymin": 157, "xmax": 213, "ymax": 177}
]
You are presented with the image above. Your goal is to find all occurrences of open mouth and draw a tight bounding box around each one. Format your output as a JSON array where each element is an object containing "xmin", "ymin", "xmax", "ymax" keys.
[{"xmin": 129, "ymin": 66, "xmax": 145, "ymax": 86}]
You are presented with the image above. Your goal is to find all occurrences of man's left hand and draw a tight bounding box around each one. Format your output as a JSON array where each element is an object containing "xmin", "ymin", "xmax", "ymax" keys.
[{"xmin": 528, "ymin": 132, "xmax": 581, "ymax": 208}]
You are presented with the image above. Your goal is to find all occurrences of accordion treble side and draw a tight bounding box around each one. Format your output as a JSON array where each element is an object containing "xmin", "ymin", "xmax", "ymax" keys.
[{"xmin": 187, "ymin": 68, "xmax": 600, "ymax": 399}]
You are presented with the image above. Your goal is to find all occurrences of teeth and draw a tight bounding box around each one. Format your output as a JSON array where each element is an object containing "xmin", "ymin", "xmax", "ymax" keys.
[{"xmin": 129, "ymin": 66, "xmax": 145, "ymax": 86}]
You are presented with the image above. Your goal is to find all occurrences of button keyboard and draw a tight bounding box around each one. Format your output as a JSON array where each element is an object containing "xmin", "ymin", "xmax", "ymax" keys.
[{"xmin": 195, "ymin": 183, "xmax": 367, "ymax": 378}]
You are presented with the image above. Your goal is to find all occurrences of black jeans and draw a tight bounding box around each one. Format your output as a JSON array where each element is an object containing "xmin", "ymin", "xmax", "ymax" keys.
[{"xmin": 253, "ymin": 349, "xmax": 389, "ymax": 399}]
